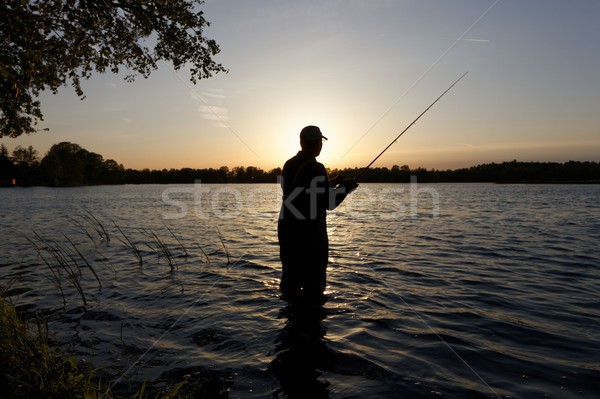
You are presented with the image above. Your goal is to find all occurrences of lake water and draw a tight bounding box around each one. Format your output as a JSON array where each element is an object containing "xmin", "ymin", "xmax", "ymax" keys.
[{"xmin": 1, "ymin": 183, "xmax": 599, "ymax": 398}]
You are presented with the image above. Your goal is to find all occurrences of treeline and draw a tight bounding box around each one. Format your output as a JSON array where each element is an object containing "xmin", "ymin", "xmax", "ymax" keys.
[
  {"xmin": 1, "ymin": 142, "xmax": 125, "ymax": 186},
  {"xmin": 0, "ymin": 142, "xmax": 281, "ymax": 186},
  {"xmin": 332, "ymin": 161, "xmax": 600, "ymax": 183},
  {"xmin": 1, "ymin": 142, "xmax": 599, "ymax": 186}
]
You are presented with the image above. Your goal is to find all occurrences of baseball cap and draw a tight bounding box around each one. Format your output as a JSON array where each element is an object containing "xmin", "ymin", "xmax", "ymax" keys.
[{"xmin": 300, "ymin": 125, "xmax": 328, "ymax": 141}]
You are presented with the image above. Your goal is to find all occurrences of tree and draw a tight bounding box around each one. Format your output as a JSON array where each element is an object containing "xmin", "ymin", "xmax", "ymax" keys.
[
  {"xmin": 1, "ymin": 0, "xmax": 226, "ymax": 138},
  {"xmin": 0, "ymin": 144, "xmax": 13, "ymax": 182},
  {"xmin": 12, "ymin": 145, "xmax": 39, "ymax": 166},
  {"xmin": 40, "ymin": 142, "xmax": 86, "ymax": 186}
]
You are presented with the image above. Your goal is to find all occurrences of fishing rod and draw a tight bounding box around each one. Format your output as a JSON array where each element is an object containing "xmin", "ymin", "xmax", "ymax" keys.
[{"xmin": 354, "ymin": 71, "xmax": 468, "ymax": 181}]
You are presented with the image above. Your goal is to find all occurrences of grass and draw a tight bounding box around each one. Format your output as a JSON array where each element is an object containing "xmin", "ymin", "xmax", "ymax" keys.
[
  {"xmin": 28, "ymin": 230, "xmax": 105, "ymax": 307},
  {"xmin": 0, "ymin": 295, "xmax": 98, "ymax": 398},
  {"xmin": 82, "ymin": 210, "xmax": 111, "ymax": 243},
  {"xmin": 145, "ymin": 229, "xmax": 177, "ymax": 272},
  {"xmin": 9, "ymin": 215, "xmax": 234, "ymax": 397},
  {"xmin": 215, "ymin": 227, "xmax": 230, "ymax": 268},
  {"xmin": 114, "ymin": 222, "xmax": 144, "ymax": 268},
  {"xmin": 0, "ymin": 296, "xmax": 215, "ymax": 398},
  {"xmin": 164, "ymin": 223, "xmax": 189, "ymax": 258}
]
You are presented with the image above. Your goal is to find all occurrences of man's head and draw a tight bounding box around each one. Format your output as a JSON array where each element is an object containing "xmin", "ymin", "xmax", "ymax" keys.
[{"xmin": 300, "ymin": 125, "xmax": 328, "ymax": 156}]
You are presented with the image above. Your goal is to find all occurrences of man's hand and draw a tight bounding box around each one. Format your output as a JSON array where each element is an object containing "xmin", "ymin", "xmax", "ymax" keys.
[
  {"xmin": 339, "ymin": 178, "xmax": 359, "ymax": 193},
  {"xmin": 330, "ymin": 175, "xmax": 346, "ymax": 186}
]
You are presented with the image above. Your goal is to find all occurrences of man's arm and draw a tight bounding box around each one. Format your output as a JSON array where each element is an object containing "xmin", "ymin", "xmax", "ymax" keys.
[{"xmin": 327, "ymin": 178, "xmax": 358, "ymax": 210}]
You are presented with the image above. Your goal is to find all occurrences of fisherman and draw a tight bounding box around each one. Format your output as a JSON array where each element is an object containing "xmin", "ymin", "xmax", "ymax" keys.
[{"xmin": 278, "ymin": 125, "xmax": 358, "ymax": 303}]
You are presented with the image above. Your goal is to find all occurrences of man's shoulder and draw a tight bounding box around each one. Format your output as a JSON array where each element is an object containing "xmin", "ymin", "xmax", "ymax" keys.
[
  {"xmin": 307, "ymin": 160, "xmax": 326, "ymax": 173},
  {"xmin": 282, "ymin": 151, "xmax": 326, "ymax": 179}
]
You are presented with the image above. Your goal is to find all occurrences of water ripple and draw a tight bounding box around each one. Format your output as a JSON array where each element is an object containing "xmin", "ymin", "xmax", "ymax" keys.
[{"xmin": 1, "ymin": 183, "xmax": 599, "ymax": 398}]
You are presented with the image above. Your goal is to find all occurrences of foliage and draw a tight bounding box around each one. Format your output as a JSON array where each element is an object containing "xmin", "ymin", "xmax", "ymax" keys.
[
  {"xmin": 0, "ymin": 296, "xmax": 222, "ymax": 398},
  {"xmin": 12, "ymin": 145, "xmax": 39, "ymax": 166},
  {"xmin": 39, "ymin": 141, "xmax": 125, "ymax": 186},
  {"xmin": 0, "ymin": 297, "xmax": 98, "ymax": 398},
  {"xmin": 0, "ymin": 0, "xmax": 226, "ymax": 138},
  {"xmin": 1, "ymin": 142, "xmax": 600, "ymax": 185}
]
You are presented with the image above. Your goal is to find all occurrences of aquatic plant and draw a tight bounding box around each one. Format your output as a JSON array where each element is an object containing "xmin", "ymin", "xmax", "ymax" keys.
[
  {"xmin": 0, "ymin": 297, "xmax": 196, "ymax": 398},
  {"xmin": 145, "ymin": 229, "xmax": 177, "ymax": 272},
  {"xmin": 31, "ymin": 231, "xmax": 88, "ymax": 306},
  {"xmin": 195, "ymin": 243, "xmax": 210, "ymax": 264},
  {"xmin": 9, "ymin": 218, "xmax": 233, "ymax": 397},
  {"xmin": 82, "ymin": 210, "xmax": 111, "ymax": 243},
  {"xmin": 63, "ymin": 233, "xmax": 102, "ymax": 289},
  {"xmin": 25, "ymin": 234, "xmax": 67, "ymax": 306},
  {"xmin": 114, "ymin": 222, "xmax": 144, "ymax": 268},
  {"xmin": 0, "ymin": 296, "xmax": 96, "ymax": 398},
  {"xmin": 215, "ymin": 226, "xmax": 230, "ymax": 267},
  {"xmin": 164, "ymin": 223, "xmax": 189, "ymax": 258},
  {"xmin": 68, "ymin": 214, "xmax": 96, "ymax": 246}
]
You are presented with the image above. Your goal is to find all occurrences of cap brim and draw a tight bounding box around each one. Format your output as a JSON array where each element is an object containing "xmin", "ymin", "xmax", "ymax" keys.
[{"xmin": 321, "ymin": 135, "xmax": 328, "ymax": 140}]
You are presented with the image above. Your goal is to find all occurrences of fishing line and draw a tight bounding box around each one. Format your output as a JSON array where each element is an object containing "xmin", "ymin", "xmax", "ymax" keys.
[
  {"xmin": 341, "ymin": 0, "xmax": 502, "ymax": 159},
  {"xmin": 102, "ymin": 255, "xmax": 249, "ymax": 397},
  {"xmin": 161, "ymin": 60, "xmax": 261, "ymax": 159},
  {"xmin": 358, "ymin": 258, "xmax": 503, "ymax": 399},
  {"xmin": 354, "ymin": 71, "xmax": 468, "ymax": 181}
]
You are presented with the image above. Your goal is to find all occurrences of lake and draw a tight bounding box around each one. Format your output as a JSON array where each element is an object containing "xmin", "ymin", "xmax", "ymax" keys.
[{"xmin": 1, "ymin": 182, "xmax": 599, "ymax": 398}]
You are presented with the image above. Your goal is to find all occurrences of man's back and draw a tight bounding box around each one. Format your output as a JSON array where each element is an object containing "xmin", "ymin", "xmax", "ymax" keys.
[
  {"xmin": 277, "ymin": 125, "xmax": 357, "ymax": 301},
  {"xmin": 280, "ymin": 150, "xmax": 329, "ymax": 224}
]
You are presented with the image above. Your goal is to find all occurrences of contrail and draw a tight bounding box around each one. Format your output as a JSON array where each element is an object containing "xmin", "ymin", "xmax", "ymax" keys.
[{"xmin": 459, "ymin": 38, "xmax": 490, "ymax": 42}]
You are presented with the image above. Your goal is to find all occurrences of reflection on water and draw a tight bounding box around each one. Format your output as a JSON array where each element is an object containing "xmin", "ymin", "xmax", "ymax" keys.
[
  {"xmin": 1, "ymin": 183, "xmax": 599, "ymax": 398},
  {"xmin": 270, "ymin": 300, "xmax": 331, "ymax": 398}
]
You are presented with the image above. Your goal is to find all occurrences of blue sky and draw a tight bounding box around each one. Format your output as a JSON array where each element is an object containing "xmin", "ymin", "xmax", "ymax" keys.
[{"xmin": 6, "ymin": 0, "xmax": 600, "ymax": 170}]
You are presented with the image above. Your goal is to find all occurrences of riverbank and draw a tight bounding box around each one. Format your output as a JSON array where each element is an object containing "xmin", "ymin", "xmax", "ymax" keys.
[{"xmin": 0, "ymin": 297, "xmax": 230, "ymax": 398}]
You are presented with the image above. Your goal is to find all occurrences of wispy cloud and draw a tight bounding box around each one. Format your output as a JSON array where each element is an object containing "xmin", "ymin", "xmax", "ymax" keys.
[
  {"xmin": 197, "ymin": 105, "xmax": 229, "ymax": 127},
  {"xmin": 120, "ymin": 117, "xmax": 132, "ymax": 123},
  {"xmin": 189, "ymin": 88, "xmax": 230, "ymax": 128},
  {"xmin": 199, "ymin": 89, "xmax": 226, "ymax": 100},
  {"xmin": 162, "ymin": 61, "xmax": 259, "ymax": 158}
]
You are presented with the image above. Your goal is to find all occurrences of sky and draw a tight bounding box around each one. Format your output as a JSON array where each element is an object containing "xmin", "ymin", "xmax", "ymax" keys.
[{"xmin": 5, "ymin": 0, "xmax": 600, "ymax": 171}]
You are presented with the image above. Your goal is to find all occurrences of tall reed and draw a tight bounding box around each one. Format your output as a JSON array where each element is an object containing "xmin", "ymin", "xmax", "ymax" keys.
[
  {"xmin": 28, "ymin": 230, "xmax": 104, "ymax": 307},
  {"xmin": 0, "ymin": 297, "xmax": 97, "ymax": 398},
  {"xmin": 164, "ymin": 223, "xmax": 189, "ymax": 258},
  {"xmin": 0, "ymin": 297, "xmax": 194, "ymax": 398},
  {"xmin": 114, "ymin": 222, "xmax": 143, "ymax": 267},
  {"xmin": 145, "ymin": 229, "xmax": 177, "ymax": 272},
  {"xmin": 215, "ymin": 226, "xmax": 230, "ymax": 268},
  {"xmin": 82, "ymin": 210, "xmax": 110, "ymax": 242}
]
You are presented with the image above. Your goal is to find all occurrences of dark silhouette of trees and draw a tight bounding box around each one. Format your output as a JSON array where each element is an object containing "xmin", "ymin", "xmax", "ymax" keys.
[
  {"xmin": 1, "ymin": 141, "xmax": 599, "ymax": 186},
  {"xmin": 11, "ymin": 145, "xmax": 39, "ymax": 166},
  {"xmin": 36, "ymin": 142, "xmax": 125, "ymax": 186},
  {"xmin": 0, "ymin": 144, "xmax": 13, "ymax": 185},
  {"xmin": 1, "ymin": 0, "xmax": 226, "ymax": 138}
]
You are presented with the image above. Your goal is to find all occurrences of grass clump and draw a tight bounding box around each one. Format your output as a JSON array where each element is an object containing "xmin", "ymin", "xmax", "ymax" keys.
[
  {"xmin": 0, "ymin": 297, "xmax": 98, "ymax": 398},
  {"xmin": 0, "ymin": 298, "xmax": 223, "ymax": 398}
]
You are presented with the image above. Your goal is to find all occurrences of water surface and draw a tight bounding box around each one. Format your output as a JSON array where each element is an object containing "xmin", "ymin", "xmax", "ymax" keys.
[{"xmin": 1, "ymin": 183, "xmax": 598, "ymax": 398}]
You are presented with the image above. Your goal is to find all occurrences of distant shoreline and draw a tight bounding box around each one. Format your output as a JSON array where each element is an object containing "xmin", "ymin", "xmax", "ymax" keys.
[
  {"xmin": 2, "ymin": 180, "xmax": 600, "ymax": 188},
  {"xmin": 2, "ymin": 142, "xmax": 600, "ymax": 187},
  {"xmin": 496, "ymin": 180, "xmax": 600, "ymax": 185}
]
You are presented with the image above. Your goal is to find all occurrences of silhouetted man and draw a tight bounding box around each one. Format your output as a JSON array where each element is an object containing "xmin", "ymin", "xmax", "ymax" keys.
[{"xmin": 278, "ymin": 125, "xmax": 358, "ymax": 302}]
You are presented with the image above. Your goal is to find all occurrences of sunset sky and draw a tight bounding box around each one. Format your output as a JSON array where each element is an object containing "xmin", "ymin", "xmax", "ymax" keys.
[{"xmin": 6, "ymin": 0, "xmax": 600, "ymax": 171}]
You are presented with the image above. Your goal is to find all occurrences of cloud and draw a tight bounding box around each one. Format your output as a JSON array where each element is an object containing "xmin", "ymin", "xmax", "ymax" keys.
[
  {"xmin": 197, "ymin": 105, "xmax": 229, "ymax": 122},
  {"xmin": 201, "ymin": 89, "xmax": 226, "ymax": 100},
  {"xmin": 190, "ymin": 87, "xmax": 230, "ymax": 128}
]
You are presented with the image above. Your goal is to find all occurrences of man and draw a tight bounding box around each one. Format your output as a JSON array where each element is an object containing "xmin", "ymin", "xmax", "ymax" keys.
[{"xmin": 278, "ymin": 125, "xmax": 358, "ymax": 302}]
